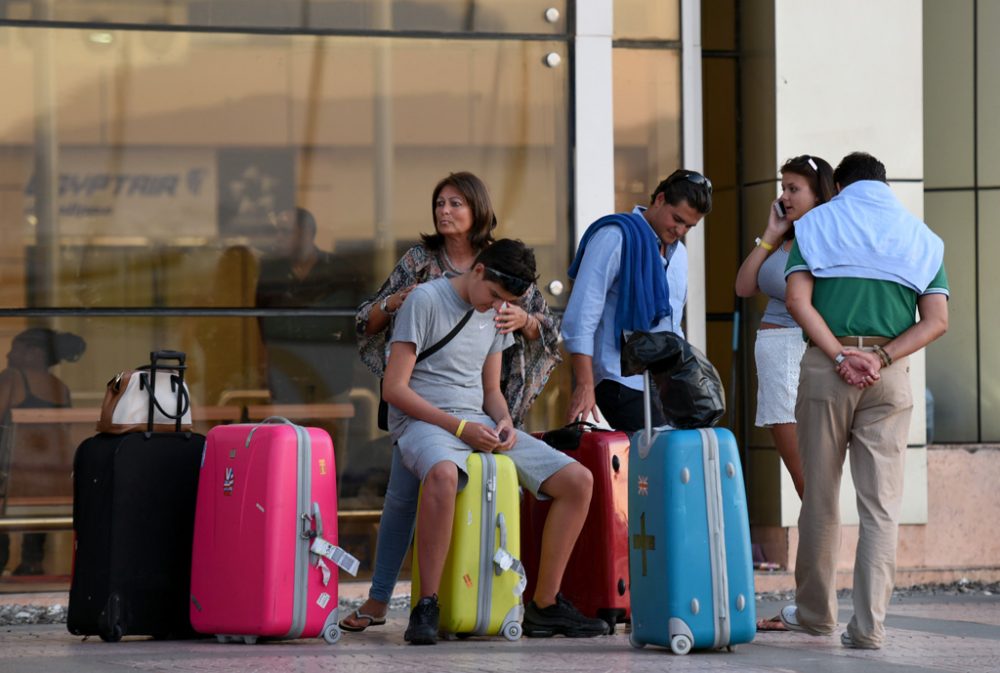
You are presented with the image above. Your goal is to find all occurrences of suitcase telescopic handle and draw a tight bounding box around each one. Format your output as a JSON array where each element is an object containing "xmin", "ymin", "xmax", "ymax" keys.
[
  {"xmin": 638, "ymin": 371, "xmax": 654, "ymax": 459},
  {"xmin": 244, "ymin": 417, "xmax": 294, "ymax": 447},
  {"xmin": 150, "ymin": 350, "xmax": 186, "ymax": 366}
]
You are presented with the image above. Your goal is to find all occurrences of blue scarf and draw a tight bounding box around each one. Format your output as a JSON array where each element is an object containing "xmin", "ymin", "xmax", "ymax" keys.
[{"xmin": 568, "ymin": 212, "xmax": 671, "ymax": 334}]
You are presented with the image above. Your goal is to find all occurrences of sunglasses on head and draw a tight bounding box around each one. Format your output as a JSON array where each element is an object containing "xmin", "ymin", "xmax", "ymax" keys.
[
  {"xmin": 667, "ymin": 169, "xmax": 713, "ymax": 192},
  {"xmin": 484, "ymin": 267, "xmax": 532, "ymax": 296}
]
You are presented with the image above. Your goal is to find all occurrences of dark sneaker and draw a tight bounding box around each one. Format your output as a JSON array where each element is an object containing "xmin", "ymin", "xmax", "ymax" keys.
[
  {"xmin": 404, "ymin": 595, "xmax": 440, "ymax": 645},
  {"xmin": 523, "ymin": 594, "xmax": 609, "ymax": 638},
  {"xmin": 11, "ymin": 563, "xmax": 43, "ymax": 576}
]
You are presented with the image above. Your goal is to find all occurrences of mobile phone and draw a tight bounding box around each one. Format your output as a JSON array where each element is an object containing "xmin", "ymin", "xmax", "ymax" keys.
[
  {"xmin": 774, "ymin": 201, "xmax": 787, "ymax": 218},
  {"xmin": 498, "ymin": 428, "xmax": 510, "ymax": 442}
]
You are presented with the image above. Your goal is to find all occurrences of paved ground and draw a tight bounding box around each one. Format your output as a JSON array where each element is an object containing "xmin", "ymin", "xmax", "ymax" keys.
[{"xmin": 1, "ymin": 589, "xmax": 999, "ymax": 673}]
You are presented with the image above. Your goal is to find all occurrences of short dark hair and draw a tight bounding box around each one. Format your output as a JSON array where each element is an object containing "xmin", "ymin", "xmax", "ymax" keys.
[
  {"xmin": 287, "ymin": 207, "xmax": 317, "ymax": 238},
  {"xmin": 651, "ymin": 170, "xmax": 713, "ymax": 215},
  {"xmin": 475, "ymin": 239, "xmax": 538, "ymax": 296},
  {"xmin": 14, "ymin": 327, "xmax": 86, "ymax": 367},
  {"xmin": 422, "ymin": 171, "xmax": 498, "ymax": 253},
  {"xmin": 833, "ymin": 152, "xmax": 887, "ymax": 187}
]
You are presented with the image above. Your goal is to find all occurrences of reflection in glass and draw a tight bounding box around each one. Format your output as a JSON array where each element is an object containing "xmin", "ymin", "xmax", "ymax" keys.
[
  {"xmin": 0, "ymin": 22, "xmax": 571, "ymax": 599},
  {"xmin": 0, "ymin": 0, "xmax": 567, "ymax": 35},
  {"xmin": 0, "ymin": 29, "xmax": 570, "ymax": 310},
  {"xmin": 612, "ymin": 48, "xmax": 682, "ymax": 214},
  {"xmin": 613, "ymin": 0, "xmax": 679, "ymax": 40}
]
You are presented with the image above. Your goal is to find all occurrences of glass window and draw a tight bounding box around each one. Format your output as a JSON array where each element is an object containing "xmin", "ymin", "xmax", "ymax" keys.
[
  {"xmin": 924, "ymin": 191, "xmax": 977, "ymax": 442},
  {"xmin": 1, "ymin": 0, "xmax": 568, "ymax": 35},
  {"xmin": 701, "ymin": 0, "xmax": 736, "ymax": 52},
  {"xmin": 977, "ymin": 191, "xmax": 1000, "ymax": 441},
  {"xmin": 0, "ymin": 25, "xmax": 571, "ymax": 580},
  {"xmin": 613, "ymin": 0, "xmax": 679, "ymax": 41},
  {"xmin": 611, "ymin": 48, "xmax": 681, "ymax": 214}
]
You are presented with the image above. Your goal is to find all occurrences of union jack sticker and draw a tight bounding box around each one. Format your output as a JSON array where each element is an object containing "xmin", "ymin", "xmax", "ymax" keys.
[
  {"xmin": 637, "ymin": 475, "xmax": 649, "ymax": 496},
  {"xmin": 223, "ymin": 467, "xmax": 235, "ymax": 496}
]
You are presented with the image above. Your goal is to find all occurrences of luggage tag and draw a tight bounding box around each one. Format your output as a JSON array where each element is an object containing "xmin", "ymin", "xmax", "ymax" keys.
[
  {"xmin": 493, "ymin": 548, "xmax": 527, "ymax": 597},
  {"xmin": 310, "ymin": 537, "xmax": 360, "ymax": 577},
  {"xmin": 316, "ymin": 558, "xmax": 332, "ymax": 586},
  {"xmin": 494, "ymin": 548, "xmax": 513, "ymax": 571}
]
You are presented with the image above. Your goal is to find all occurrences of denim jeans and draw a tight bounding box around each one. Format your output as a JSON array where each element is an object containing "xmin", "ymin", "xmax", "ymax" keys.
[{"xmin": 368, "ymin": 444, "xmax": 420, "ymax": 603}]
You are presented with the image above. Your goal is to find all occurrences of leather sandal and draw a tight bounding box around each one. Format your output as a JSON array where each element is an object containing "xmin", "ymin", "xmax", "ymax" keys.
[{"xmin": 756, "ymin": 615, "xmax": 789, "ymax": 631}]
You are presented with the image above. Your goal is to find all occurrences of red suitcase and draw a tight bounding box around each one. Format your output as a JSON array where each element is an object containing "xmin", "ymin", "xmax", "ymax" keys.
[
  {"xmin": 189, "ymin": 418, "xmax": 357, "ymax": 644},
  {"xmin": 520, "ymin": 423, "xmax": 631, "ymax": 633}
]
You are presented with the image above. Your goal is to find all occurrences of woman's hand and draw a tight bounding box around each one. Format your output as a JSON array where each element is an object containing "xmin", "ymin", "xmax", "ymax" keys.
[
  {"xmin": 495, "ymin": 302, "xmax": 529, "ymax": 335},
  {"xmin": 763, "ymin": 199, "xmax": 792, "ymax": 241},
  {"xmin": 386, "ymin": 285, "xmax": 417, "ymax": 314}
]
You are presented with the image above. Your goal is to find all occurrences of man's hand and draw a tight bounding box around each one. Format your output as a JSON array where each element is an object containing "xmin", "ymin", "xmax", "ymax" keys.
[
  {"xmin": 836, "ymin": 350, "xmax": 882, "ymax": 389},
  {"xmin": 494, "ymin": 417, "xmax": 517, "ymax": 451},
  {"xmin": 566, "ymin": 383, "xmax": 601, "ymax": 426},
  {"xmin": 461, "ymin": 421, "xmax": 502, "ymax": 453}
]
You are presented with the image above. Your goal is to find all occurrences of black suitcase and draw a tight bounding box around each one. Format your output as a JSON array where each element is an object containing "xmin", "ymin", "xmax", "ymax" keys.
[
  {"xmin": 68, "ymin": 351, "xmax": 204, "ymax": 641},
  {"xmin": 67, "ymin": 431, "xmax": 204, "ymax": 641}
]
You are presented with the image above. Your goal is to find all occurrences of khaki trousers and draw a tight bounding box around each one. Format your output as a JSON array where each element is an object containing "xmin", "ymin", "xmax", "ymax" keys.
[{"xmin": 794, "ymin": 346, "xmax": 912, "ymax": 647}]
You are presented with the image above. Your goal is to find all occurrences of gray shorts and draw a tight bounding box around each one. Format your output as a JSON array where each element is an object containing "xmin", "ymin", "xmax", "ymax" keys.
[{"xmin": 396, "ymin": 412, "xmax": 575, "ymax": 499}]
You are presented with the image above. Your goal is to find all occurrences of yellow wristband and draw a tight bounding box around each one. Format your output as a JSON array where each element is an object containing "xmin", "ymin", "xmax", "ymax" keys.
[
  {"xmin": 755, "ymin": 237, "xmax": 775, "ymax": 252},
  {"xmin": 455, "ymin": 420, "xmax": 467, "ymax": 438}
]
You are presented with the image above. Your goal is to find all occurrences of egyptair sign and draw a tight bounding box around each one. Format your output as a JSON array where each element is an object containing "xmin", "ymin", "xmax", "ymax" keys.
[{"xmin": 22, "ymin": 147, "xmax": 218, "ymax": 239}]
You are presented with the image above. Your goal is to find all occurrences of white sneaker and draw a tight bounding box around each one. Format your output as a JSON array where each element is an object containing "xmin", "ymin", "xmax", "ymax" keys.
[{"xmin": 779, "ymin": 605, "xmax": 807, "ymax": 633}]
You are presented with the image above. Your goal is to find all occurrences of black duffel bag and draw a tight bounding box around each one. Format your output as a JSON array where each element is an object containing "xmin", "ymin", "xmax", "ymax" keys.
[{"xmin": 620, "ymin": 331, "xmax": 725, "ymax": 429}]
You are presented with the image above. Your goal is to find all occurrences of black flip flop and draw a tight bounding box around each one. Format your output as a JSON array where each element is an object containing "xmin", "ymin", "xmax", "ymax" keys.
[{"xmin": 339, "ymin": 609, "xmax": 387, "ymax": 633}]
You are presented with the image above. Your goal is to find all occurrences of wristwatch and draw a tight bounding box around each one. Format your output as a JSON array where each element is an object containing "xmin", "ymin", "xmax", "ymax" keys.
[
  {"xmin": 380, "ymin": 296, "xmax": 397, "ymax": 315},
  {"xmin": 834, "ymin": 353, "xmax": 846, "ymax": 365}
]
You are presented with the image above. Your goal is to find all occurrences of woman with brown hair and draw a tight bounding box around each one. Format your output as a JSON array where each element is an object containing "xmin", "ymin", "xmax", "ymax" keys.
[
  {"xmin": 342, "ymin": 172, "xmax": 560, "ymax": 631},
  {"xmin": 735, "ymin": 155, "xmax": 834, "ymax": 631}
]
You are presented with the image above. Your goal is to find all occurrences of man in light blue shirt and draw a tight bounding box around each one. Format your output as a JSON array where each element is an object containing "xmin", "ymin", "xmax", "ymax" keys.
[{"xmin": 561, "ymin": 170, "xmax": 713, "ymax": 431}]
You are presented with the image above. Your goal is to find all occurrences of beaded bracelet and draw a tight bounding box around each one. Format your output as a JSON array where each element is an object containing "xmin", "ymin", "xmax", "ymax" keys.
[{"xmin": 873, "ymin": 344, "xmax": 893, "ymax": 367}]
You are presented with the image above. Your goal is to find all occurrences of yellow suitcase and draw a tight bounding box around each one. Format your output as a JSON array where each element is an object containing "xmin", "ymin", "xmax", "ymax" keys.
[{"xmin": 413, "ymin": 451, "xmax": 525, "ymax": 640}]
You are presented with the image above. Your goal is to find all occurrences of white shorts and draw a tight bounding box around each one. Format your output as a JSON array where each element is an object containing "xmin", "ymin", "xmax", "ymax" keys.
[{"xmin": 754, "ymin": 327, "xmax": 806, "ymax": 427}]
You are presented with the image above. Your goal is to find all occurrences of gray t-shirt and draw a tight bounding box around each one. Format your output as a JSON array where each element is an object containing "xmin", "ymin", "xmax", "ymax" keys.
[
  {"xmin": 758, "ymin": 244, "xmax": 798, "ymax": 328},
  {"xmin": 388, "ymin": 277, "xmax": 513, "ymax": 436}
]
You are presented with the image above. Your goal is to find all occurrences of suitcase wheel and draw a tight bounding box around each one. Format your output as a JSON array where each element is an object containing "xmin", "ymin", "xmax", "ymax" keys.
[
  {"xmin": 628, "ymin": 632, "xmax": 645, "ymax": 649},
  {"xmin": 242, "ymin": 636, "xmax": 258, "ymax": 645},
  {"xmin": 99, "ymin": 624, "xmax": 124, "ymax": 643},
  {"xmin": 597, "ymin": 608, "xmax": 624, "ymax": 635},
  {"xmin": 322, "ymin": 624, "xmax": 342, "ymax": 645},
  {"xmin": 670, "ymin": 634, "xmax": 692, "ymax": 656},
  {"xmin": 502, "ymin": 621, "xmax": 522, "ymax": 641}
]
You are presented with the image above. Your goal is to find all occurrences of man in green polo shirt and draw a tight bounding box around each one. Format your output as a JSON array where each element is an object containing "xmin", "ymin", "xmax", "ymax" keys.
[{"xmin": 777, "ymin": 152, "xmax": 949, "ymax": 649}]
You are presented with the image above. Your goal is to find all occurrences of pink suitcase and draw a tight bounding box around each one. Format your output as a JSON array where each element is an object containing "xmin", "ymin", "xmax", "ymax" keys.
[{"xmin": 189, "ymin": 418, "xmax": 355, "ymax": 644}]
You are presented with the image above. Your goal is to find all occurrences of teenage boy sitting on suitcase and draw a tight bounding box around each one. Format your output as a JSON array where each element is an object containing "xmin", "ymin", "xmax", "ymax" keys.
[{"xmin": 382, "ymin": 238, "xmax": 608, "ymax": 645}]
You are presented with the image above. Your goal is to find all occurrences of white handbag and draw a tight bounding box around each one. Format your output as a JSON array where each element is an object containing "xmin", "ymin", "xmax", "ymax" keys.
[{"xmin": 97, "ymin": 351, "xmax": 192, "ymax": 434}]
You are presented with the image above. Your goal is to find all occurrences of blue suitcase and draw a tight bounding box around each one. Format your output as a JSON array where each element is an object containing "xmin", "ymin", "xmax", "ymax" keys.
[{"xmin": 628, "ymin": 374, "xmax": 755, "ymax": 654}]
